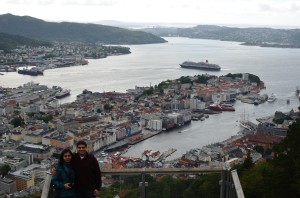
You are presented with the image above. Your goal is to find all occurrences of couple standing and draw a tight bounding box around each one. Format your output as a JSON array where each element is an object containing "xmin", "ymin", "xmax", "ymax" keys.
[{"xmin": 51, "ymin": 141, "xmax": 102, "ymax": 198}]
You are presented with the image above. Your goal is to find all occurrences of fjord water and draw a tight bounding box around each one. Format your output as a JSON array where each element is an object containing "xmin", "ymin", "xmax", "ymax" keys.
[{"xmin": 1, "ymin": 37, "xmax": 299, "ymax": 159}]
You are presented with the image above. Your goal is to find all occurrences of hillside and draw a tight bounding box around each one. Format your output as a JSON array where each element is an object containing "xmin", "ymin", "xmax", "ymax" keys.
[
  {"xmin": 0, "ymin": 32, "xmax": 52, "ymax": 51},
  {"xmin": 142, "ymin": 25, "xmax": 300, "ymax": 48},
  {"xmin": 0, "ymin": 14, "xmax": 166, "ymax": 44}
]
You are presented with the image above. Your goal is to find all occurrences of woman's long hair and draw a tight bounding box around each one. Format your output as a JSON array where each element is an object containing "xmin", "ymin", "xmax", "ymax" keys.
[{"xmin": 58, "ymin": 148, "xmax": 73, "ymax": 167}]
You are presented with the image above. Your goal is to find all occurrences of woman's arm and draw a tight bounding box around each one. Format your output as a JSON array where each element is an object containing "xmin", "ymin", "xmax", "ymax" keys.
[{"xmin": 51, "ymin": 167, "xmax": 64, "ymax": 190}]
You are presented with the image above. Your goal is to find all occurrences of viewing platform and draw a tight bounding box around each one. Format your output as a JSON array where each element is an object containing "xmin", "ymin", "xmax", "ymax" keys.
[{"xmin": 41, "ymin": 167, "xmax": 245, "ymax": 198}]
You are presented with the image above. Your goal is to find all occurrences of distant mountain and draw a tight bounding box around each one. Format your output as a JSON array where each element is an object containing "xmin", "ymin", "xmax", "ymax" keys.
[
  {"xmin": 96, "ymin": 20, "xmax": 198, "ymax": 29},
  {"xmin": 0, "ymin": 32, "xmax": 52, "ymax": 51},
  {"xmin": 141, "ymin": 25, "xmax": 300, "ymax": 48},
  {"xmin": 0, "ymin": 14, "xmax": 166, "ymax": 44}
]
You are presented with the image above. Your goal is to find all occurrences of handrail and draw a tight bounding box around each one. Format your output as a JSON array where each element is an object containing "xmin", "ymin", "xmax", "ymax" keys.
[
  {"xmin": 41, "ymin": 167, "xmax": 245, "ymax": 198},
  {"xmin": 101, "ymin": 167, "xmax": 224, "ymax": 175},
  {"xmin": 231, "ymin": 170, "xmax": 245, "ymax": 198},
  {"xmin": 41, "ymin": 173, "xmax": 52, "ymax": 198}
]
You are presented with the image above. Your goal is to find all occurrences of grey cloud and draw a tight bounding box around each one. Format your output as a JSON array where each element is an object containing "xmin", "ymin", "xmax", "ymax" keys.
[
  {"xmin": 4, "ymin": 0, "xmax": 32, "ymax": 4},
  {"xmin": 290, "ymin": 3, "xmax": 300, "ymax": 12},
  {"xmin": 62, "ymin": 0, "xmax": 118, "ymax": 6},
  {"xmin": 259, "ymin": 2, "xmax": 300, "ymax": 13},
  {"xmin": 37, "ymin": 0, "xmax": 54, "ymax": 5},
  {"xmin": 259, "ymin": 4, "xmax": 272, "ymax": 11},
  {"xmin": 5, "ymin": 0, "xmax": 54, "ymax": 5}
]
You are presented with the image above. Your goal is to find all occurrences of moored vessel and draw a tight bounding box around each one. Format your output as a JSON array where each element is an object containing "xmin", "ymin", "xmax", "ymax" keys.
[
  {"xmin": 208, "ymin": 104, "xmax": 235, "ymax": 111},
  {"xmin": 239, "ymin": 120, "xmax": 255, "ymax": 131},
  {"xmin": 17, "ymin": 67, "xmax": 43, "ymax": 76},
  {"xmin": 55, "ymin": 89, "xmax": 71, "ymax": 99}
]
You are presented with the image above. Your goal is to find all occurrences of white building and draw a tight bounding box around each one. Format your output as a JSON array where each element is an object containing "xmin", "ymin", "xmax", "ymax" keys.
[
  {"xmin": 242, "ymin": 73, "xmax": 249, "ymax": 81},
  {"xmin": 147, "ymin": 120, "xmax": 162, "ymax": 131},
  {"xmin": 190, "ymin": 98, "xmax": 205, "ymax": 110}
]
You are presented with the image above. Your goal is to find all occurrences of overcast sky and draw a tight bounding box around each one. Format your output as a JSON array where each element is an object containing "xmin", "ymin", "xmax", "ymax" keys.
[{"xmin": 1, "ymin": 0, "xmax": 300, "ymax": 27}]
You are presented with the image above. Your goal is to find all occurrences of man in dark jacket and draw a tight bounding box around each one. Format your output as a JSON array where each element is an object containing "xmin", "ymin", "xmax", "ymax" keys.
[{"xmin": 73, "ymin": 140, "xmax": 102, "ymax": 198}]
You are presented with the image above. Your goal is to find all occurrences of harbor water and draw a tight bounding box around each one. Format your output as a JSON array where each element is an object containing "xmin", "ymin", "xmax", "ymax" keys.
[{"xmin": 1, "ymin": 37, "xmax": 299, "ymax": 159}]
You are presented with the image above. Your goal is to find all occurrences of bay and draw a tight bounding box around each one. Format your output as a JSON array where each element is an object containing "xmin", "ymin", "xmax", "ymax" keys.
[{"xmin": 1, "ymin": 37, "xmax": 299, "ymax": 159}]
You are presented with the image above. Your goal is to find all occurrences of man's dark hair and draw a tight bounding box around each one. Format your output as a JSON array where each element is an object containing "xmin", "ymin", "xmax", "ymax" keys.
[{"xmin": 76, "ymin": 140, "xmax": 87, "ymax": 147}]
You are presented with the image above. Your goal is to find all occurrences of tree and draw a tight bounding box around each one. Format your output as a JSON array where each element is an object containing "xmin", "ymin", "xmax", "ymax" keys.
[
  {"xmin": 104, "ymin": 104, "xmax": 111, "ymax": 112},
  {"xmin": 41, "ymin": 114, "xmax": 53, "ymax": 123},
  {"xmin": 178, "ymin": 76, "xmax": 192, "ymax": 84},
  {"xmin": 239, "ymin": 122, "xmax": 300, "ymax": 198},
  {"xmin": 240, "ymin": 161, "xmax": 269, "ymax": 198},
  {"xmin": 264, "ymin": 122, "xmax": 300, "ymax": 198},
  {"xmin": 144, "ymin": 87, "xmax": 154, "ymax": 95},
  {"xmin": 243, "ymin": 150, "xmax": 253, "ymax": 169},
  {"xmin": 0, "ymin": 165, "xmax": 11, "ymax": 177},
  {"xmin": 194, "ymin": 74, "xmax": 215, "ymax": 84},
  {"xmin": 253, "ymin": 145, "xmax": 264, "ymax": 155},
  {"xmin": 10, "ymin": 116, "xmax": 25, "ymax": 127},
  {"xmin": 27, "ymin": 112, "xmax": 35, "ymax": 117}
]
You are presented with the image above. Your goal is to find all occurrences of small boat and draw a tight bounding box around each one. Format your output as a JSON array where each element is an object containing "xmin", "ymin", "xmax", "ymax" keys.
[
  {"xmin": 267, "ymin": 93, "xmax": 277, "ymax": 103},
  {"xmin": 221, "ymin": 103, "xmax": 234, "ymax": 107},
  {"xmin": 254, "ymin": 100, "xmax": 259, "ymax": 105},
  {"xmin": 287, "ymin": 99, "xmax": 290, "ymax": 104},
  {"xmin": 296, "ymin": 86, "xmax": 300, "ymax": 95}
]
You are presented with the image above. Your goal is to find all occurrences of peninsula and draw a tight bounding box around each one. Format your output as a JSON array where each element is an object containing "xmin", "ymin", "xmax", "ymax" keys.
[
  {"xmin": 0, "ymin": 73, "xmax": 299, "ymax": 197},
  {"xmin": 141, "ymin": 25, "xmax": 300, "ymax": 48}
]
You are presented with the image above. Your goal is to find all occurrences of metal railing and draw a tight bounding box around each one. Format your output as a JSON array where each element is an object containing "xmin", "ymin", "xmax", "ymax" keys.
[{"xmin": 41, "ymin": 167, "xmax": 244, "ymax": 198}]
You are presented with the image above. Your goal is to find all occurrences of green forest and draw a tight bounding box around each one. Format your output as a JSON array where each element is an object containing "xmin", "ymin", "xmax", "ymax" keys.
[
  {"xmin": 0, "ymin": 14, "xmax": 166, "ymax": 44},
  {"xmin": 236, "ymin": 121, "xmax": 300, "ymax": 198},
  {"xmin": 0, "ymin": 32, "xmax": 52, "ymax": 51}
]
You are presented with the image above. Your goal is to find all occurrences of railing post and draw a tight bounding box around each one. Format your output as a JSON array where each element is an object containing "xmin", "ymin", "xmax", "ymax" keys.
[
  {"xmin": 226, "ymin": 170, "xmax": 231, "ymax": 198},
  {"xmin": 41, "ymin": 173, "xmax": 52, "ymax": 198},
  {"xmin": 220, "ymin": 169, "xmax": 233, "ymax": 198},
  {"xmin": 231, "ymin": 170, "xmax": 245, "ymax": 198},
  {"xmin": 139, "ymin": 172, "xmax": 148, "ymax": 198},
  {"xmin": 220, "ymin": 170, "xmax": 227, "ymax": 198}
]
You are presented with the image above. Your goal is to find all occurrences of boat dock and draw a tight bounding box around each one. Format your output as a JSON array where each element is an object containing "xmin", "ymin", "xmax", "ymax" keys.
[
  {"xmin": 127, "ymin": 130, "xmax": 161, "ymax": 145},
  {"xmin": 240, "ymin": 120, "xmax": 258, "ymax": 131},
  {"xmin": 158, "ymin": 148, "xmax": 177, "ymax": 161},
  {"xmin": 256, "ymin": 115, "xmax": 274, "ymax": 123}
]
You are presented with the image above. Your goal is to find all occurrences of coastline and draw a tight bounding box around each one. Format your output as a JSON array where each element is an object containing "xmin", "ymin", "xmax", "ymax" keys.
[{"xmin": 2, "ymin": 37, "xmax": 300, "ymax": 161}]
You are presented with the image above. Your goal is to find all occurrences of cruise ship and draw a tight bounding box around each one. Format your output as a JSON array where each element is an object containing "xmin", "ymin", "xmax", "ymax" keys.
[{"xmin": 179, "ymin": 60, "xmax": 221, "ymax": 71}]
